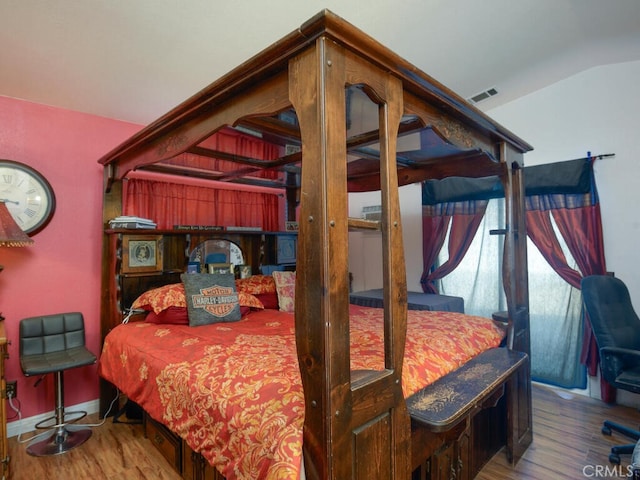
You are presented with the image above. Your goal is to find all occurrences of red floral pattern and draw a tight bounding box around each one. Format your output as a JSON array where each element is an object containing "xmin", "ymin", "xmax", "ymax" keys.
[
  {"xmin": 237, "ymin": 292, "xmax": 264, "ymax": 310},
  {"xmin": 272, "ymin": 271, "xmax": 295, "ymax": 312},
  {"xmin": 99, "ymin": 305, "xmax": 504, "ymax": 480},
  {"xmin": 132, "ymin": 283, "xmax": 186, "ymax": 313},
  {"xmin": 235, "ymin": 274, "xmax": 277, "ymax": 295}
]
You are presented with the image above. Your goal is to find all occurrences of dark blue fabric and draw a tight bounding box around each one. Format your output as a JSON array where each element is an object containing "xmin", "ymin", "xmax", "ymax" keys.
[{"xmin": 422, "ymin": 158, "xmax": 592, "ymax": 205}]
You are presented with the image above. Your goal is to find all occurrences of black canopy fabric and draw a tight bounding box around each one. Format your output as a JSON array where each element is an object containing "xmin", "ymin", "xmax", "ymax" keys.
[{"xmin": 422, "ymin": 158, "xmax": 592, "ymax": 206}]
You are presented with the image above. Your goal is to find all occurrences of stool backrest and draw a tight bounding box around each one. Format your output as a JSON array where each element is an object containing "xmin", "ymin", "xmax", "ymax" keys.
[{"xmin": 20, "ymin": 312, "xmax": 86, "ymax": 357}]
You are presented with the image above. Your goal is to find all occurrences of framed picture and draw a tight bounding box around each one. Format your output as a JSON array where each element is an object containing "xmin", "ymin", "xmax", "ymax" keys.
[
  {"xmin": 187, "ymin": 262, "xmax": 200, "ymax": 274},
  {"xmin": 207, "ymin": 263, "xmax": 232, "ymax": 274},
  {"xmin": 235, "ymin": 264, "xmax": 252, "ymax": 279},
  {"xmin": 285, "ymin": 221, "xmax": 299, "ymax": 232},
  {"xmin": 277, "ymin": 235, "xmax": 297, "ymax": 264},
  {"xmin": 122, "ymin": 235, "xmax": 163, "ymax": 274}
]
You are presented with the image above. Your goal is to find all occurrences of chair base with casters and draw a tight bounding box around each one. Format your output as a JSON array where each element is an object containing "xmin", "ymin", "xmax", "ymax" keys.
[
  {"xmin": 19, "ymin": 312, "xmax": 97, "ymax": 456},
  {"xmin": 602, "ymin": 420, "xmax": 640, "ymax": 464}
]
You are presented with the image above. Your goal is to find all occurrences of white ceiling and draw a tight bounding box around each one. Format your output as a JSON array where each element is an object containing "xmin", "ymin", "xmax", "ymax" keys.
[{"xmin": 2, "ymin": 0, "xmax": 640, "ymax": 125}]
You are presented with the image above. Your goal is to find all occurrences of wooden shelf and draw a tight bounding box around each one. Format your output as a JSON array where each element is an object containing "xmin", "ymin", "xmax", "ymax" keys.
[{"xmin": 105, "ymin": 228, "xmax": 297, "ymax": 236}]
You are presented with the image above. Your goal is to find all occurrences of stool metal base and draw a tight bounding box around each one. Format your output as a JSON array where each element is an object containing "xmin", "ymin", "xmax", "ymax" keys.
[
  {"xmin": 33, "ymin": 409, "xmax": 87, "ymax": 431},
  {"xmin": 26, "ymin": 425, "xmax": 92, "ymax": 457}
]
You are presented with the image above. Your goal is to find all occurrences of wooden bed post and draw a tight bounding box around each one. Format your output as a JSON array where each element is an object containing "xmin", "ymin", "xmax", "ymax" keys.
[
  {"xmin": 290, "ymin": 36, "xmax": 410, "ymax": 480},
  {"xmin": 285, "ymin": 171, "xmax": 299, "ymax": 222},
  {"xmin": 500, "ymin": 143, "xmax": 529, "ymax": 355},
  {"xmin": 99, "ymin": 170, "xmax": 123, "ymax": 417},
  {"xmin": 500, "ymin": 142, "xmax": 533, "ymax": 464}
]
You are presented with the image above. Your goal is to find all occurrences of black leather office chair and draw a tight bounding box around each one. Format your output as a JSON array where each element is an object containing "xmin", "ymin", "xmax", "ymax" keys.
[
  {"xmin": 581, "ymin": 275, "xmax": 640, "ymax": 464},
  {"xmin": 19, "ymin": 312, "xmax": 97, "ymax": 456}
]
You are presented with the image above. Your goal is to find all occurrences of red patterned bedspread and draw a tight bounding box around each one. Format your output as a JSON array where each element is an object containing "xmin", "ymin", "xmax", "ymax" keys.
[{"xmin": 99, "ymin": 305, "xmax": 504, "ymax": 480}]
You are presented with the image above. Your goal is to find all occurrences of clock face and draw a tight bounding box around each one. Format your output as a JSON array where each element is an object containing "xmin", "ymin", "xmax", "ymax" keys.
[{"xmin": 0, "ymin": 160, "xmax": 56, "ymax": 235}]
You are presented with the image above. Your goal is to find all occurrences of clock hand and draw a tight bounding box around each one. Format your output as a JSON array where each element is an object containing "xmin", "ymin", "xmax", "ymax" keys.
[{"xmin": 0, "ymin": 199, "xmax": 19, "ymax": 205}]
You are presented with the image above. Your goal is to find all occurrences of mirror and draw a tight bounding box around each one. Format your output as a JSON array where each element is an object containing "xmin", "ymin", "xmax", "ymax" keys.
[{"xmin": 188, "ymin": 240, "xmax": 244, "ymax": 273}]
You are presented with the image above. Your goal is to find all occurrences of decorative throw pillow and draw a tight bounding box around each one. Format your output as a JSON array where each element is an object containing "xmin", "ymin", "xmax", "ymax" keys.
[
  {"xmin": 235, "ymin": 275, "xmax": 277, "ymax": 295},
  {"xmin": 131, "ymin": 283, "xmax": 186, "ymax": 314},
  {"xmin": 238, "ymin": 292, "xmax": 265, "ymax": 310},
  {"xmin": 272, "ymin": 271, "xmax": 296, "ymax": 313},
  {"xmin": 181, "ymin": 273, "xmax": 241, "ymax": 326}
]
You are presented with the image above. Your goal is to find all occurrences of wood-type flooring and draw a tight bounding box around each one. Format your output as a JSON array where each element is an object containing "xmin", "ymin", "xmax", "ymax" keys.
[{"xmin": 7, "ymin": 383, "xmax": 639, "ymax": 479}]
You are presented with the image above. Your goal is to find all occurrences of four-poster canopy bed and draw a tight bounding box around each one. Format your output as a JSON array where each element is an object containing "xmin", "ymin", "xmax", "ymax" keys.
[{"xmin": 97, "ymin": 10, "xmax": 533, "ymax": 480}]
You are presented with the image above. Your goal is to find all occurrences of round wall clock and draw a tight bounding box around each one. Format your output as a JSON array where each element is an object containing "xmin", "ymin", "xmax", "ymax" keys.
[{"xmin": 0, "ymin": 159, "xmax": 56, "ymax": 235}]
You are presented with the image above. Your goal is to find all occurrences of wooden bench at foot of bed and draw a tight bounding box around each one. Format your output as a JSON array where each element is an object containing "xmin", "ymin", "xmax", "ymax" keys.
[
  {"xmin": 141, "ymin": 347, "xmax": 529, "ymax": 480},
  {"xmin": 409, "ymin": 347, "xmax": 530, "ymax": 480}
]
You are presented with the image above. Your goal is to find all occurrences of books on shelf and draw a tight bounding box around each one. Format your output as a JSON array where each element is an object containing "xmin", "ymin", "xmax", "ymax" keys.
[
  {"xmin": 225, "ymin": 226, "xmax": 262, "ymax": 232},
  {"xmin": 109, "ymin": 216, "xmax": 157, "ymax": 229},
  {"xmin": 109, "ymin": 220, "xmax": 266, "ymax": 231},
  {"xmin": 173, "ymin": 225, "xmax": 225, "ymax": 231},
  {"xmin": 174, "ymin": 225, "xmax": 262, "ymax": 232}
]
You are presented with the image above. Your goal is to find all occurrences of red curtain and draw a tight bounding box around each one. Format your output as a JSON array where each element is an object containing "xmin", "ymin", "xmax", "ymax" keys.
[
  {"xmin": 420, "ymin": 214, "xmax": 451, "ymax": 293},
  {"xmin": 526, "ymin": 209, "xmax": 583, "ymax": 288},
  {"xmin": 124, "ymin": 180, "xmax": 280, "ymax": 231},
  {"xmin": 421, "ymin": 201, "xmax": 488, "ymax": 294},
  {"xmin": 123, "ymin": 128, "xmax": 281, "ymax": 231}
]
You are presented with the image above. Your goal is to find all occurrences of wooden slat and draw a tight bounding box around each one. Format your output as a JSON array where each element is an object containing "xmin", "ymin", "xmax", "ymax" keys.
[{"xmin": 348, "ymin": 217, "xmax": 381, "ymax": 231}]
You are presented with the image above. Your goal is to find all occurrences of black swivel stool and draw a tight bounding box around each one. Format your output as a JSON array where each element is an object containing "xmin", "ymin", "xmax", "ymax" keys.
[{"xmin": 19, "ymin": 312, "xmax": 97, "ymax": 456}]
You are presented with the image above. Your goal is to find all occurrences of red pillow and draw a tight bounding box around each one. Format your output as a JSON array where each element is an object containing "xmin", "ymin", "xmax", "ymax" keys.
[
  {"xmin": 238, "ymin": 291, "xmax": 264, "ymax": 310},
  {"xmin": 145, "ymin": 306, "xmax": 189, "ymax": 325},
  {"xmin": 236, "ymin": 275, "xmax": 277, "ymax": 295},
  {"xmin": 145, "ymin": 293, "xmax": 262, "ymax": 325},
  {"xmin": 255, "ymin": 292, "xmax": 279, "ymax": 310},
  {"xmin": 134, "ymin": 283, "xmax": 263, "ymax": 315},
  {"xmin": 132, "ymin": 283, "xmax": 186, "ymax": 314}
]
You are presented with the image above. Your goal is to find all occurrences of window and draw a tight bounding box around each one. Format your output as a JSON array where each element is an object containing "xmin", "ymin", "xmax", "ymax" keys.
[{"xmin": 438, "ymin": 198, "xmax": 585, "ymax": 388}]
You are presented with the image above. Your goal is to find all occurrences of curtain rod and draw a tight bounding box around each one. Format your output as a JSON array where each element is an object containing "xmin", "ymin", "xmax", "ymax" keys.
[{"xmin": 587, "ymin": 151, "xmax": 615, "ymax": 162}]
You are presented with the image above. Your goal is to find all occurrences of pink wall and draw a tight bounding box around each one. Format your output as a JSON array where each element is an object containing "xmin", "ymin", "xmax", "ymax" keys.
[{"xmin": 0, "ymin": 95, "xmax": 141, "ymax": 419}]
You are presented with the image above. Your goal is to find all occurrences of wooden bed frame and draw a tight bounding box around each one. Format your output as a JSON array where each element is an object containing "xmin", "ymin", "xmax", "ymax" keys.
[{"xmin": 98, "ymin": 10, "xmax": 533, "ymax": 479}]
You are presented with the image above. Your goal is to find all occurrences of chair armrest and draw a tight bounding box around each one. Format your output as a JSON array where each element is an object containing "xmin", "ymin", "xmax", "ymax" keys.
[
  {"xmin": 599, "ymin": 347, "xmax": 640, "ymax": 385},
  {"xmin": 600, "ymin": 346, "xmax": 640, "ymax": 362}
]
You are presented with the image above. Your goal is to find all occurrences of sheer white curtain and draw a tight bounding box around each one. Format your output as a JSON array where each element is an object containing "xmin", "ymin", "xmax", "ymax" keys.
[
  {"xmin": 438, "ymin": 198, "xmax": 586, "ymax": 388},
  {"xmin": 527, "ymin": 235, "xmax": 585, "ymax": 388},
  {"xmin": 438, "ymin": 199, "xmax": 505, "ymax": 318}
]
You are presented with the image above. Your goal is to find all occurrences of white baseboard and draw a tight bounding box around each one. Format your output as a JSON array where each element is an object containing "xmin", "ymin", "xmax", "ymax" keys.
[{"xmin": 6, "ymin": 399, "xmax": 100, "ymax": 439}]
